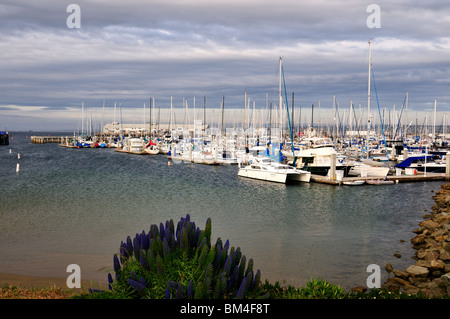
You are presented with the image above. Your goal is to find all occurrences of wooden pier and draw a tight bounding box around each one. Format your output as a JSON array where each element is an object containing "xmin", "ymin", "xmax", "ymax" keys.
[{"xmin": 31, "ymin": 136, "xmax": 67, "ymax": 144}]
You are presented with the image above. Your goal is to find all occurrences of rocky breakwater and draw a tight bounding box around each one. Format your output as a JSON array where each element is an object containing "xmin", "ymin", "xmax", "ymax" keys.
[{"xmin": 382, "ymin": 183, "xmax": 450, "ymax": 297}]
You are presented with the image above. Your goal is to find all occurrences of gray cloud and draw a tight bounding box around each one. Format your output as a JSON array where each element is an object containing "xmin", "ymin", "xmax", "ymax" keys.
[{"xmin": 0, "ymin": 1, "xmax": 449, "ymax": 130}]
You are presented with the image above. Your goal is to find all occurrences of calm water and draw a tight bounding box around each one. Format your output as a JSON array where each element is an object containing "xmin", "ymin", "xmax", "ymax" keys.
[{"xmin": 0, "ymin": 132, "xmax": 444, "ymax": 289}]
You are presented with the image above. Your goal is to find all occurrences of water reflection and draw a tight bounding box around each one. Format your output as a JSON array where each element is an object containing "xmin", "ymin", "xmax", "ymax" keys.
[{"xmin": 0, "ymin": 132, "xmax": 444, "ymax": 289}]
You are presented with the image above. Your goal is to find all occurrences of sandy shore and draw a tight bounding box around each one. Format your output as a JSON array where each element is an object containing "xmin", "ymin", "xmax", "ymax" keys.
[{"xmin": 0, "ymin": 272, "xmax": 107, "ymax": 291}]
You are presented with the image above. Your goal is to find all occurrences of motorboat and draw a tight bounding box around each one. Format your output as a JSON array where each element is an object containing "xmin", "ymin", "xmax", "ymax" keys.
[
  {"xmin": 395, "ymin": 154, "xmax": 446, "ymax": 173},
  {"xmin": 292, "ymin": 146, "xmax": 353, "ymax": 177},
  {"xmin": 366, "ymin": 179, "xmax": 394, "ymax": 185},
  {"xmin": 116, "ymin": 137, "xmax": 147, "ymax": 155},
  {"xmin": 343, "ymin": 180, "xmax": 365, "ymax": 186},
  {"xmin": 348, "ymin": 159, "xmax": 390, "ymax": 177},
  {"xmin": 238, "ymin": 155, "xmax": 311, "ymax": 183}
]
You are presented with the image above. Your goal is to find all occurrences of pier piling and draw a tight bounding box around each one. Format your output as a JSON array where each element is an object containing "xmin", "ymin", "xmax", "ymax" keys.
[{"xmin": 446, "ymin": 152, "xmax": 450, "ymax": 180}]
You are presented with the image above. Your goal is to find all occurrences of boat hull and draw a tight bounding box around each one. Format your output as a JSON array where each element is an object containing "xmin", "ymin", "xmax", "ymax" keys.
[
  {"xmin": 238, "ymin": 168, "xmax": 311, "ymax": 183},
  {"xmin": 301, "ymin": 165, "xmax": 353, "ymax": 177},
  {"xmin": 238, "ymin": 168, "xmax": 288, "ymax": 183},
  {"xmin": 348, "ymin": 166, "xmax": 390, "ymax": 177}
]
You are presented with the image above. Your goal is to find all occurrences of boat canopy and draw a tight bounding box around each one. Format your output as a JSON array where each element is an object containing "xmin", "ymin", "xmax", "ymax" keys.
[{"xmin": 394, "ymin": 155, "xmax": 434, "ymax": 168}]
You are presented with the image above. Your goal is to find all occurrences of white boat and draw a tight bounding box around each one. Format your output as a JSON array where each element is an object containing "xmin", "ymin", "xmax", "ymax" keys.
[
  {"xmin": 292, "ymin": 146, "xmax": 353, "ymax": 177},
  {"xmin": 366, "ymin": 179, "xmax": 394, "ymax": 185},
  {"xmin": 343, "ymin": 180, "xmax": 365, "ymax": 186},
  {"xmin": 395, "ymin": 154, "xmax": 446, "ymax": 173},
  {"xmin": 116, "ymin": 137, "xmax": 147, "ymax": 155},
  {"xmin": 145, "ymin": 140, "xmax": 160, "ymax": 155},
  {"xmin": 348, "ymin": 160, "xmax": 390, "ymax": 177},
  {"xmin": 238, "ymin": 156, "xmax": 311, "ymax": 183}
]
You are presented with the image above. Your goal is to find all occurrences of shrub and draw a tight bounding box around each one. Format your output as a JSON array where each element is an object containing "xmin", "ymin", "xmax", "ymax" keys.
[
  {"xmin": 105, "ymin": 214, "xmax": 267, "ymax": 299},
  {"xmin": 261, "ymin": 278, "xmax": 348, "ymax": 299},
  {"xmin": 298, "ymin": 277, "xmax": 347, "ymax": 299}
]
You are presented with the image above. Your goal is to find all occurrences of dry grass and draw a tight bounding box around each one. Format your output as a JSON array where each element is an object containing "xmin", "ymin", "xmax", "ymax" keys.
[{"xmin": 0, "ymin": 284, "xmax": 77, "ymax": 299}]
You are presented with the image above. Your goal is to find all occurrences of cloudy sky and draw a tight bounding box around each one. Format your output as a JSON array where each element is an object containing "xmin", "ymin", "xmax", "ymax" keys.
[{"xmin": 0, "ymin": 0, "xmax": 449, "ymax": 131}]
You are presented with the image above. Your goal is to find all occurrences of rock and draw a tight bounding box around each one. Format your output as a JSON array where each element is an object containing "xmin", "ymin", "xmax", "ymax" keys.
[
  {"xmin": 441, "ymin": 273, "xmax": 450, "ymax": 287},
  {"xmin": 440, "ymin": 249, "xmax": 450, "ymax": 261},
  {"xmin": 411, "ymin": 234, "xmax": 426, "ymax": 245},
  {"xmin": 382, "ymin": 278, "xmax": 419, "ymax": 294},
  {"xmin": 415, "ymin": 259, "xmax": 445, "ymax": 271},
  {"xmin": 445, "ymin": 264, "xmax": 450, "ymax": 273},
  {"xmin": 443, "ymin": 242, "xmax": 450, "ymax": 252},
  {"xmin": 408, "ymin": 276, "xmax": 427, "ymax": 287},
  {"xmin": 429, "ymin": 259, "xmax": 445, "ymax": 271},
  {"xmin": 417, "ymin": 249, "xmax": 439, "ymax": 261},
  {"xmin": 406, "ymin": 265, "xmax": 429, "ymax": 278},
  {"xmin": 382, "ymin": 278, "xmax": 402, "ymax": 292},
  {"xmin": 351, "ymin": 286, "xmax": 366, "ymax": 294},
  {"xmin": 432, "ymin": 229, "xmax": 448, "ymax": 242},
  {"xmin": 380, "ymin": 183, "xmax": 450, "ymax": 298},
  {"xmin": 420, "ymin": 219, "xmax": 440, "ymax": 232},
  {"xmin": 393, "ymin": 277, "xmax": 413, "ymax": 287},
  {"xmin": 392, "ymin": 269, "xmax": 409, "ymax": 279},
  {"xmin": 385, "ymin": 263, "xmax": 393, "ymax": 273},
  {"xmin": 435, "ymin": 214, "xmax": 450, "ymax": 224}
]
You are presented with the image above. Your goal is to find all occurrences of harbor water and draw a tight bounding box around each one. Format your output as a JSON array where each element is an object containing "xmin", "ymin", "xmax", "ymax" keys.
[{"xmin": 0, "ymin": 132, "xmax": 444, "ymax": 290}]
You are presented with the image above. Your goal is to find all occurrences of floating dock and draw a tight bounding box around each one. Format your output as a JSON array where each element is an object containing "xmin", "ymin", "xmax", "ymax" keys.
[{"xmin": 311, "ymin": 172, "xmax": 447, "ymax": 185}]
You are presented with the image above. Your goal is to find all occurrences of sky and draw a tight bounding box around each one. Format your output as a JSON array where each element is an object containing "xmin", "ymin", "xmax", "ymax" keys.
[{"xmin": 0, "ymin": 0, "xmax": 449, "ymax": 131}]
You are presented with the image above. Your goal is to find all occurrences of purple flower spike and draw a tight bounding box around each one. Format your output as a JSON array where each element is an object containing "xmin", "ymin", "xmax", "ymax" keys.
[
  {"xmin": 127, "ymin": 279, "xmax": 146, "ymax": 292},
  {"xmin": 108, "ymin": 273, "xmax": 113, "ymax": 285},
  {"xmin": 236, "ymin": 277, "xmax": 246, "ymax": 299},
  {"xmin": 163, "ymin": 237, "xmax": 171, "ymax": 258},
  {"xmin": 140, "ymin": 250, "xmax": 148, "ymax": 269},
  {"xmin": 187, "ymin": 280, "xmax": 193, "ymax": 299},
  {"xmin": 176, "ymin": 283, "xmax": 184, "ymax": 299},
  {"xmin": 113, "ymin": 254, "xmax": 121, "ymax": 273},
  {"xmin": 159, "ymin": 223, "xmax": 165, "ymax": 239}
]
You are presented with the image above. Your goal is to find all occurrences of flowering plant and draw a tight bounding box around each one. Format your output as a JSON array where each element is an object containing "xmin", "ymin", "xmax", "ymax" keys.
[{"xmin": 107, "ymin": 214, "xmax": 266, "ymax": 299}]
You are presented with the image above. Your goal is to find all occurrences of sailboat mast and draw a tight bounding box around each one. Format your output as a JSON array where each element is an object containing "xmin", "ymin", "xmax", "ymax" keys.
[
  {"xmin": 221, "ymin": 95, "xmax": 225, "ymax": 136},
  {"xmin": 279, "ymin": 57, "xmax": 283, "ymax": 142},
  {"xmin": 367, "ymin": 39, "xmax": 372, "ymax": 159},
  {"xmin": 433, "ymin": 98, "xmax": 437, "ymax": 144},
  {"xmin": 81, "ymin": 101, "xmax": 84, "ymax": 137},
  {"xmin": 203, "ymin": 96, "xmax": 206, "ymax": 140},
  {"xmin": 291, "ymin": 92, "xmax": 295, "ymax": 138},
  {"xmin": 149, "ymin": 97, "xmax": 152, "ymax": 139}
]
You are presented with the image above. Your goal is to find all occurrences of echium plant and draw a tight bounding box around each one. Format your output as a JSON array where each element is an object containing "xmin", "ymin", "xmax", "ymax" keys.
[{"xmin": 107, "ymin": 214, "xmax": 266, "ymax": 299}]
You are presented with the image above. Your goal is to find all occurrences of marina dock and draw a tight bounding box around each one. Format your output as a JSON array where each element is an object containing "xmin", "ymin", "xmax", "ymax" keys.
[
  {"xmin": 29, "ymin": 133, "xmax": 450, "ymax": 186},
  {"xmin": 311, "ymin": 172, "xmax": 447, "ymax": 185},
  {"xmin": 31, "ymin": 136, "xmax": 67, "ymax": 144}
]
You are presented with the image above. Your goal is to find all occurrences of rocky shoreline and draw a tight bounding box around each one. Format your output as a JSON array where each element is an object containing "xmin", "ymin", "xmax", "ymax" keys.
[{"xmin": 381, "ymin": 182, "xmax": 450, "ymax": 298}]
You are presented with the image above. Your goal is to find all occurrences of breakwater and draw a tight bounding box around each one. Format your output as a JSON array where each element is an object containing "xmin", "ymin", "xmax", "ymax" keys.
[{"xmin": 382, "ymin": 183, "xmax": 450, "ymax": 297}]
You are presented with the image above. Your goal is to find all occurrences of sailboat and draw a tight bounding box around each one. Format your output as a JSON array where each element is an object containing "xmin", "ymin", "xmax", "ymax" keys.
[
  {"xmin": 145, "ymin": 140, "xmax": 159, "ymax": 155},
  {"xmin": 145, "ymin": 97, "xmax": 160, "ymax": 155}
]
